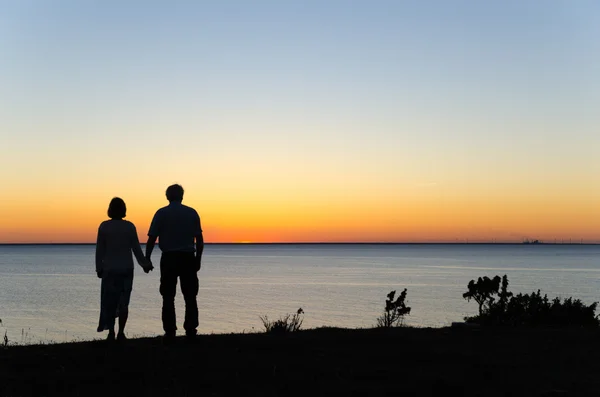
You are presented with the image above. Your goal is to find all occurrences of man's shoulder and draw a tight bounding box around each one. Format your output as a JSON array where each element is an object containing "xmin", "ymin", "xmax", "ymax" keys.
[
  {"xmin": 153, "ymin": 206, "xmax": 169, "ymax": 216},
  {"xmin": 181, "ymin": 204, "xmax": 198, "ymax": 212},
  {"xmin": 181, "ymin": 204, "xmax": 200, "ymax": 218}
]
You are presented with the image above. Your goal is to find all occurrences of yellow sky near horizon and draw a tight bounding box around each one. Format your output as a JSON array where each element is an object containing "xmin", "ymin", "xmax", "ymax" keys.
[{"xmin": 1, "ymin": 178, "xmax": 598, "ymax": 243}]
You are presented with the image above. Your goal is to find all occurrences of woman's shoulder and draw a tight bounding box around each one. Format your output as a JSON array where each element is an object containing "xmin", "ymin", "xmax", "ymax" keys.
[
  {"xmin": 99, "ymin": 219, "xmax": 136, "ymax": 230},
  {"xmin": 123, "ymin": 220, "xmax": 138, "ymax": 230}
]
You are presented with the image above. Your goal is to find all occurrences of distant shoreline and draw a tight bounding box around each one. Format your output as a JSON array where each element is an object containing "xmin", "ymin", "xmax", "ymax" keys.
[{"xmin": 0, "ymin": 242, "xmax": 598, "ymax": 246}]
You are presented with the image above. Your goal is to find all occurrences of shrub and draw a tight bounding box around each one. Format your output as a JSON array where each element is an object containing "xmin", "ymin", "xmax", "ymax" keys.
[
  {"xmin": 462, "ymin": 276, "xmax": 501, "ymax": 315},
  {"xmin": 1, "ymin": 320, "xmax": 6, "ymax": 348},
  {"xmin": 259, "ymin": 308, "xmax": 304, "ymax": 334},
  {"xmin": 0, "ymin": 319, "xmax": 7, "ymax": 348},
  {"xmin": 463, "ymin": 275, "xmax": 599, "ymax": 327},
  {"xmin": 376, "ymin": 289, "xmax": 411, "ymax": 327}
]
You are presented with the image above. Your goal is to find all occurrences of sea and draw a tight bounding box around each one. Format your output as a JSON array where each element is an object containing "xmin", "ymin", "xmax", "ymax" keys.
[{"xmin": 0, "ymin": 244, "xmax": 599, "ymax": 344}]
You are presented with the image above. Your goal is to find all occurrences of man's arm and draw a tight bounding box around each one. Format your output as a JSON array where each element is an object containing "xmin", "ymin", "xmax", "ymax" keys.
[
  {"xmin": 146, "ymin": 235, "xmax": 157, "ymax": 261},
  {"xmin": 195, "ymin": 233, "xmax": 204, "ymax": 271},
  {"xmin": 196, "ymin": 233, "xmax": 204, "ymax": 257},
  {"xmin": 195, "ymin": 212, "xmax": 204, "ymax": 270},
  {"xmin": 146, "ymin": 211, "xmax": 160, "ymax": 261}
]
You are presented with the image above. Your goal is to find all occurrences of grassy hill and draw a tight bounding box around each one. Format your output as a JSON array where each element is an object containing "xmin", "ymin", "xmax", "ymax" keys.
[{"xmin": 1, "ymin": 326, "xmax": 599, "ymax": 396}]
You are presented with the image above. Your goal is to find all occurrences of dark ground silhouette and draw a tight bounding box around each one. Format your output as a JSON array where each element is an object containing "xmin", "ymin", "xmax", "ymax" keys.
[{"xmin": 1, "ymin": 327, "xmax": 599, "ymax": 396}]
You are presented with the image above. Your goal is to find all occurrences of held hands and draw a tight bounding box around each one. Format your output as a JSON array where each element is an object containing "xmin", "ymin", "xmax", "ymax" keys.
[{"xmin": 143, "ymin": 257, "xmax": 154, "ymax": 274}]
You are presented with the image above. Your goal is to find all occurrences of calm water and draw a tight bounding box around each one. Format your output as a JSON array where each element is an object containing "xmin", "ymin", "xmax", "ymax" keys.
[{"xmin": 0, "ymin": 244, "xmax": 599, "ymax": 343}]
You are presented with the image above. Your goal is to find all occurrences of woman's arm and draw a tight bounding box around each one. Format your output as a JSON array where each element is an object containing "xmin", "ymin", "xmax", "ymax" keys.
[
  {"xmin": 95, "ymin": 224, "xmax": 106, "ymax": 276},
  {"xmin": 130, "ymin": 224, "xmax": 150, "ymax": 269}
]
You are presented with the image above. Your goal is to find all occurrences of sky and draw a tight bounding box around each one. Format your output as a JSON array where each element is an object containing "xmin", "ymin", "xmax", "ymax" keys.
[{"xmin": 1, "ymin": 1, "xmax": 599, "ymax": 243}]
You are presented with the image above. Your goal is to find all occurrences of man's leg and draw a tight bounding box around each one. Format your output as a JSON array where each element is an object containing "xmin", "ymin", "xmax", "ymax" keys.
[
  {"xmin": 160, "ymin": 253, "xmax": 178, "ymax": 336},
  {"xmin": 180, "ymin": 253, "xmax": 199, "ymax": 336}
]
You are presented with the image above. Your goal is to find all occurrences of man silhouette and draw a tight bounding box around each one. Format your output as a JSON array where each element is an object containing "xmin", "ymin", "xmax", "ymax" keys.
[{"xmin": 146, "ymin": 184, "xmax": 204, "ymax": 341}]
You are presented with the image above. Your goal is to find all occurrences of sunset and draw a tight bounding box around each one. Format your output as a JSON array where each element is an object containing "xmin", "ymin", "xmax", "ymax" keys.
[
  {"xmin": 1, "ymin": 1, "xmax": 598, "ymax": 243},
  {"xmin": 2, "ymin": 2, "xmax": 600, "ymax": 395},
  {"xmin": 1, "ymin": 189, "xmax": 598, "ymax": 243}
]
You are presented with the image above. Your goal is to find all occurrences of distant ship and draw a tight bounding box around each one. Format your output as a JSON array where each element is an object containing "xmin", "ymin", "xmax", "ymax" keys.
[{"xmin": 522, "ymin": 239, "xmax": 543, "ymax": 244}]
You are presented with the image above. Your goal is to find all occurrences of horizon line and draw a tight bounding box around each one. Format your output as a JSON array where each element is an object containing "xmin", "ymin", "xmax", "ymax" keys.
[{"xmin": 0, "ymin": 242, "xmax": 598, "ymax": 246}]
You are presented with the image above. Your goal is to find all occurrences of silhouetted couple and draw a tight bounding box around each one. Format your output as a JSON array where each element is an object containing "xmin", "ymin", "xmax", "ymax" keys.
[{"xmin": 95, "ymin": 184, "xmax": 204, "ymax": 343}]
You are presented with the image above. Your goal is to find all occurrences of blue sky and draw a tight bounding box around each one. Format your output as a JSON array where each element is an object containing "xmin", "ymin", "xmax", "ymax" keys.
[{"xmin": 1, "ymin": 1, "xmax": 599, "ymax": 242}]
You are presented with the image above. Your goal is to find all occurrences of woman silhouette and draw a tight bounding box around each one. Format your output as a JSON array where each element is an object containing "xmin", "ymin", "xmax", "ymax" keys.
[{"xmin": 95, "ymin": 197, "xmax": 153, "ymax": 341}]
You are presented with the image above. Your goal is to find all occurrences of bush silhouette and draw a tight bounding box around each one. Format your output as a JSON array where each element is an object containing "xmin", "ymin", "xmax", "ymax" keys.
[
  {"xmin": 462, "ymin": 276, "xmax": 501, "ymax": 315},
  {"xmin": 259, "ymin": 308, "xmax": 304, "ymax": 334},
  {"xmin": 463, "ymin": 275, "xmax": 599, "ymax": 327},
  {"xmin": 376, "ymin": 289, "xmax": 411, "ymax": 327}
]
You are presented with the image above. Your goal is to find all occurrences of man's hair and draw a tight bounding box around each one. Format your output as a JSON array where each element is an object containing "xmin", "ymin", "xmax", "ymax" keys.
[
  {"xmin": 107, "ymin": 197, "xmax": 127, "ymax": 219},
  {"xmin": 166, "ymin": 184, "xmax": 184, "ymax": 202}
]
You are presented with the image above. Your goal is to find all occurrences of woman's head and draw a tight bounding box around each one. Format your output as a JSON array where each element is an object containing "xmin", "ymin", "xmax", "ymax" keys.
[{"xmin": 107, "ymin": 197, "xmax": 127, "ymax": 219}]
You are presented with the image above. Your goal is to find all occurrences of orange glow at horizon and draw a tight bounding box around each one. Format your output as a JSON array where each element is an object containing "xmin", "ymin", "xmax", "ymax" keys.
[{"xmin": 1, "ymin": 189, "xmax": 598, "ymax": 244}]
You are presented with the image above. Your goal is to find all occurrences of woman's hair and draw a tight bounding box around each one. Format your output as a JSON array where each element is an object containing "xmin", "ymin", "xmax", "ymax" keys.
[{"xmin": 107, "ymin": 197, "xmax": 127, "ymax": 219}]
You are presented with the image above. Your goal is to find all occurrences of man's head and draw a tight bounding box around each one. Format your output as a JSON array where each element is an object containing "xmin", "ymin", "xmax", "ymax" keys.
[{"xmin": 166, "ymin": 184, "xmax": 184, "ymax": 202}]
